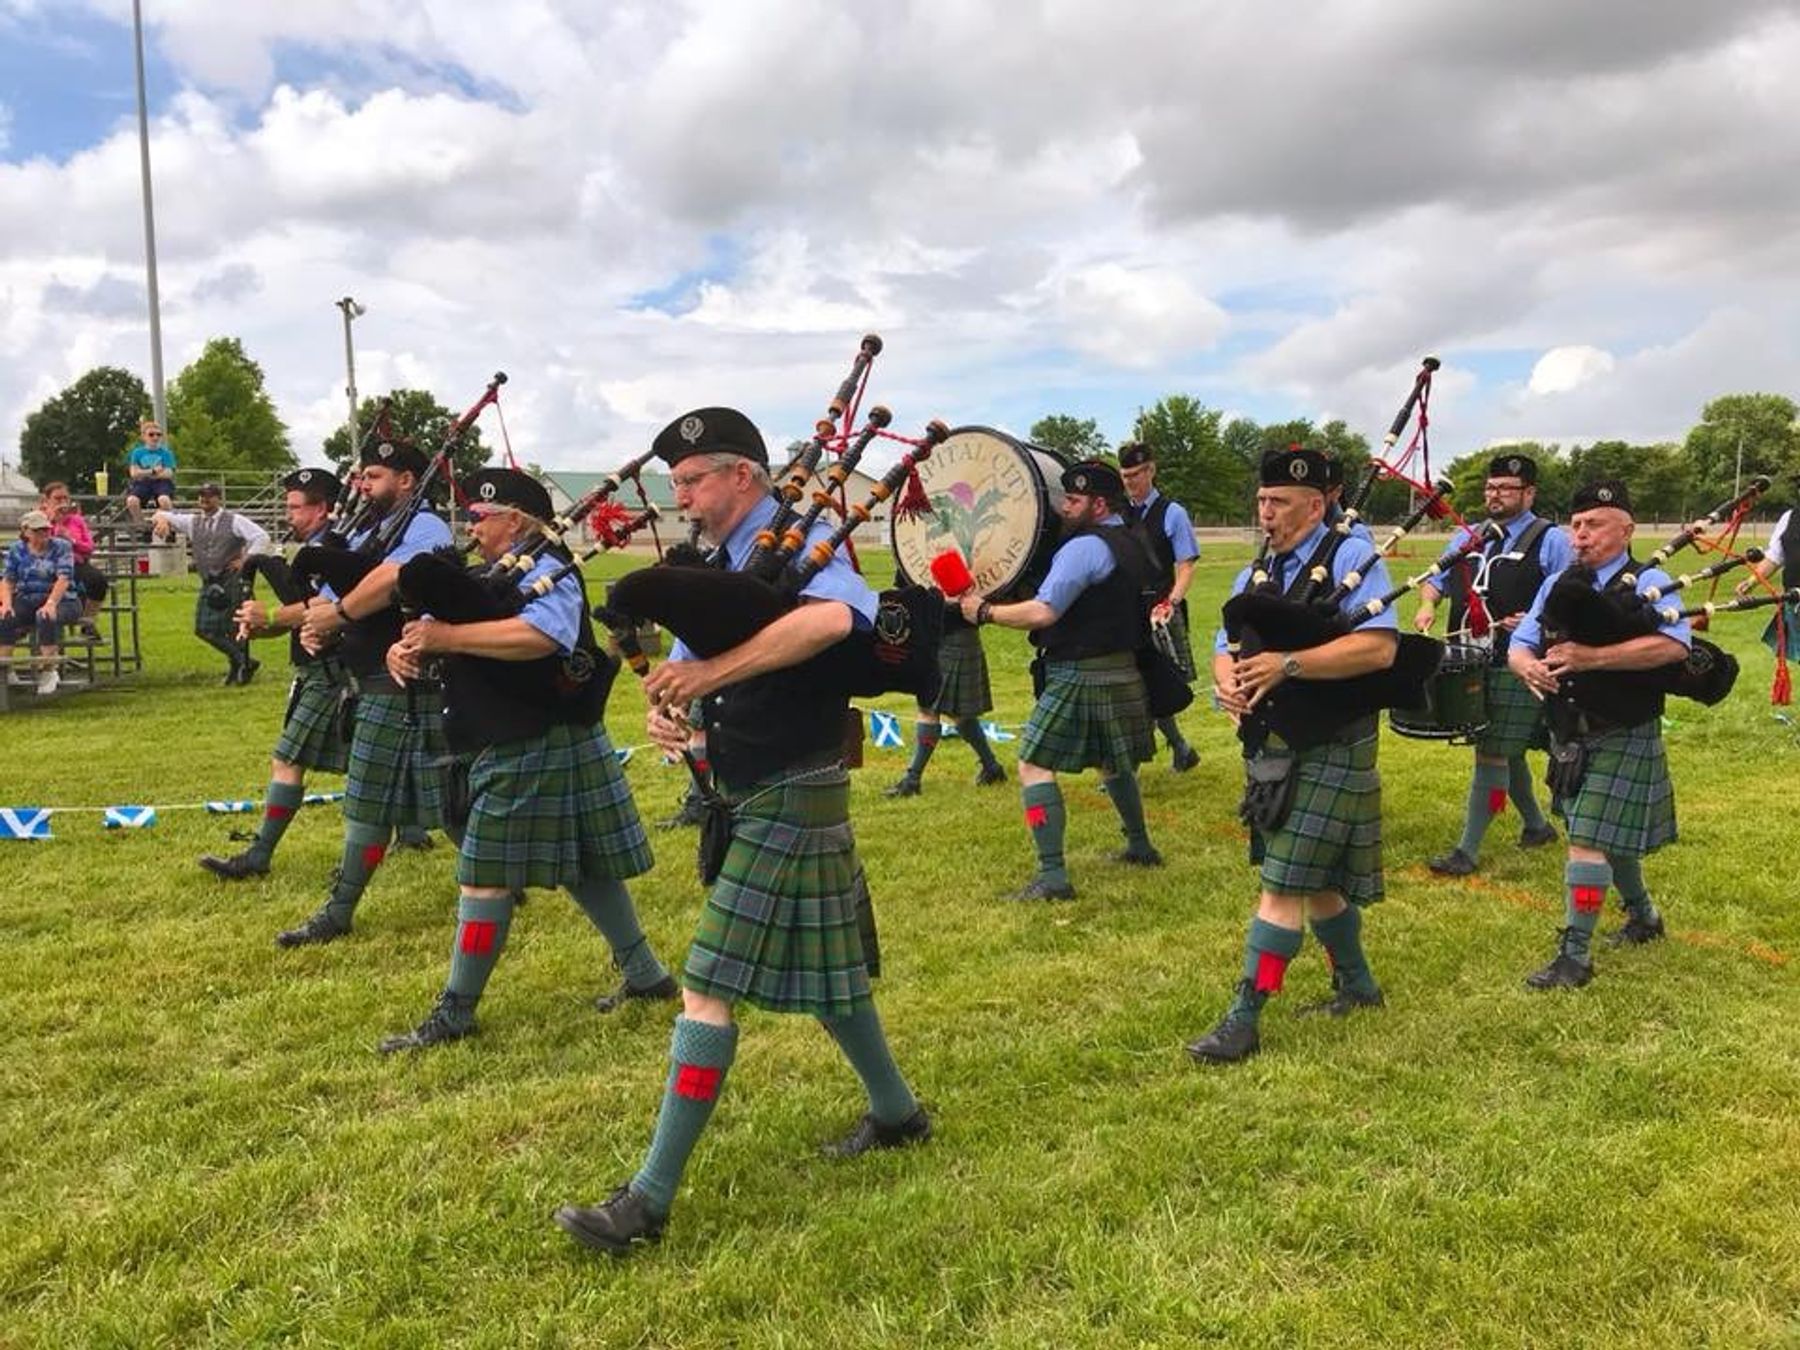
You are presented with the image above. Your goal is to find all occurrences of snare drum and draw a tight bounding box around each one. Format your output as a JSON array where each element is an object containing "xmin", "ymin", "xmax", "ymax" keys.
[
  {"xmin": 889, "ymin": 426, "xmax": 1070, "ymax": 601},
  {"xmin": 1389, "ymin": 641, "xmax": 1489, "ymax": 742}
]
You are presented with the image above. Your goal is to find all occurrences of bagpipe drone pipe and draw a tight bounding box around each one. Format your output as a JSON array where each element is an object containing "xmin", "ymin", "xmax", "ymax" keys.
[{"xmin": 598, "ymin": 418, "xmax": 951, "ymax": 702}]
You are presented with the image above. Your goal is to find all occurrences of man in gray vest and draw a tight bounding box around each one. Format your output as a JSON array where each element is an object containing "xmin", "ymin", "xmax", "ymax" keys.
[{"xmin": 153, "ymin": 483, "xmax": 273, "ymax": 684}]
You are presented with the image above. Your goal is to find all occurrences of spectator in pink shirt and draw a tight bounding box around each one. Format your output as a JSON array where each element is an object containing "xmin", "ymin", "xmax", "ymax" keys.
[{"xmin": 39, "ymin": 481, "xmax": 106, "ymax": 634}]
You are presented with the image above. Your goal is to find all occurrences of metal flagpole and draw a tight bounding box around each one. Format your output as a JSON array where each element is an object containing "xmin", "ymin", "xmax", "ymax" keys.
[{"xmin": 132, "ymin": 0, "xmax": 167, "ymax": 427}]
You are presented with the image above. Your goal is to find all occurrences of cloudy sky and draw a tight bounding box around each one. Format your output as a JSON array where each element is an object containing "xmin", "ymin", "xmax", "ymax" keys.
[{"xmin": 3, "ymin": 0, "xmax": 1797, "ymax": 477}]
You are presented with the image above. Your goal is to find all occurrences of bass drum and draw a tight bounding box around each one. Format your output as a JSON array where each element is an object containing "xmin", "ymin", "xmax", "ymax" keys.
[{"xmin": 888, "ymin": 426, "xmax": 1071, "ymax": 601}]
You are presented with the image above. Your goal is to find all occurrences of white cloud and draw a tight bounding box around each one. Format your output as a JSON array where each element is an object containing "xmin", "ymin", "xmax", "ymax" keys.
[{"xmin": 1527, "ymin": 345, "xmax": 1616, "ymax": 396}]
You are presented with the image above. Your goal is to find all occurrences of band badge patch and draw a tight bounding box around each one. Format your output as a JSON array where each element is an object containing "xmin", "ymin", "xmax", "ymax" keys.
[
  {"xmin": 478, "ymin": 480, "xmax": 498, "ymax": 500},
  {"xmin": 1290, "ymin": 459, "xmax": 1310, "ymax": 480},
  {"xmin": 378, "ymin": 443, "xmax": 395, "ymax": 459},
  {"xmin": 1596, "ymin": 486, "xmax": 1614, "ymax": 503},
  {"xmin": 297, "ymin": 469, "xmax": 313, "ymax": 484},
  {"xmin": 680, "ymin": 415, "xmax": 705, "ymax": 444}
]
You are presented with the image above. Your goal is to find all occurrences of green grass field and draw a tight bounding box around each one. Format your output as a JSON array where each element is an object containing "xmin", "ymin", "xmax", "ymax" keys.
[{"xmin": 3, "ymin": 545, "xmax": 1798, "ymax": 1348}]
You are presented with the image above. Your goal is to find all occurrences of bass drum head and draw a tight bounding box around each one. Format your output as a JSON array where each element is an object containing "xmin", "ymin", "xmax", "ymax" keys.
[{"xmin": 889, "ymin": 426, "xmax": 1071, "ymax": 601}]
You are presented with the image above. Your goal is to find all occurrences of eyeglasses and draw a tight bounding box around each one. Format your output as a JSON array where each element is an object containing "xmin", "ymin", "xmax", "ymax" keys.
[
  {"xmin": 671, "ymin": 464, "xmax": 732, "ymax": 492},
  {"xmin": 1484, "ymin": 483, "xmax": 1524, "ymax": 494},
  {"xmin": 144, "ymin": 431, "xmax": 162, "ymax": 438}
]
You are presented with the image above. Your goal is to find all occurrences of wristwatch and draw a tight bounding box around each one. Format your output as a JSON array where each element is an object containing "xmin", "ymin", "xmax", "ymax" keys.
[
  {"xmin": 1280, "ymin": 653, "xmax": 1303, "ymax": 679},
  {"xmin": 333, "ymin": 598, "xmax": 351, "ymax": 624}
]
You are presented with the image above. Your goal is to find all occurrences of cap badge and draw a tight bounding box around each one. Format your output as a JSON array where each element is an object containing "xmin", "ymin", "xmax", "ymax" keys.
[
  {"xmin": 1290, "ymin": 460, "xmax": 1309, "ymax": 481},
  {"xmin": 298, "ymin": 469, "xmax": 313, "ymax": 484},
  {"xmin": 1506, "ymin": 458, "xmax": 1520, "ymax": 474},
  {"xmin": 378, "ymin": 443, "xmax": 394, "ymax": 459},
  {"xmin": 1597, "ymin": 486, "xmax": 1614, "ymax": 503},
  {"xmin": 479, "ymin": 481, "xmax": 497, "ymax": 501},
  {"xmin": 679, "ymin": 415, "xmax": 705, "ymax": 444}
]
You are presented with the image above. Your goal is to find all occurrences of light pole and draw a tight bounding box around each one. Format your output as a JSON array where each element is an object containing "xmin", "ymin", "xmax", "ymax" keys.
[
  {"xmin": 132, "ymin": 0, "xmax": 167, "ymax": 426},
  {"xmin": 336, "ymin": 296, "xmax": 366, "ymax": 452}
]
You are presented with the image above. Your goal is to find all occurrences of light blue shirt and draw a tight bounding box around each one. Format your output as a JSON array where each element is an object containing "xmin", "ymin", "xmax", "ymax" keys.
[
  {"xmin": 1035, "ymin": 516, "xmax": 1127, "ymax": 617},
  {"xmin": 1427, "ymin": 510, "xmax": 1574, "ymax": 592},
  {"xmin": 515, "ymin": 553, "xmax": 582, "ymax": 654},
  {"xmin": 1512, "ymin": 553, "xmax": 1693, "ymax": 653},
  {"xmin": 324, "ymin": 510, "xmax": 453, "ymax": 603},
  {"xmin": 670, "ymin": 493, "xmax": 877, "ymax": 661},
  {"xmin": 128, "ymin": 442, "xmax": 175, "ymax": 475},
  {"xmin": 1212, "ymin": 520, "xmax": 1401, "ymax": 653},
  {"xmin": 1137, "ymin": 489, "xmax": 1199, "ymax": 562}
]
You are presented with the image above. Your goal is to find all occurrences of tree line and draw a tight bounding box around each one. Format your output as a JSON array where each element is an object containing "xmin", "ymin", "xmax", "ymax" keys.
[
  {"xmin": 1030, "ymin": 391, "xmax": 1800, "ymax": 524},
  {"xmin": 16, "ymin": 338, "xmax": 487, "ymax": 496}
]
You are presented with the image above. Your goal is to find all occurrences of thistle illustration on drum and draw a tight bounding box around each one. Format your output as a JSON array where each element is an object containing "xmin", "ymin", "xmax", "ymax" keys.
[
  {"xmin": 1389, "ymin": 641, "xmax": 1489, "ymax": 743},
  {"xmin": 888, "ymin": 427, "xmax": 1072, "ymax": 600}
]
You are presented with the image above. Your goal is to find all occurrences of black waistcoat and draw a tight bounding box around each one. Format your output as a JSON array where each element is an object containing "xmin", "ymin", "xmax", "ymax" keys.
[
  {"xmin": 1782, "ymin": 510, "xmax": 1800, "ymax": 589},
  {"xmin": 702, "ymin": 646, "xmax": 850, "ymax": 793},
  {"xmin": 1482, "ymin": 517, "xmax": 1554, "ymax": 658},
  {"xmin": 1033, "ymin": 526, "xmax": 1155, "ymax": 661},
  {"xmin": 1136, "ymin": 496, "xmax": 1177, "ymax": 594}
]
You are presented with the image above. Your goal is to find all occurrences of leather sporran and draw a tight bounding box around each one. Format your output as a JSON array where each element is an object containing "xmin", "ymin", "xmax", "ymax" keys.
[
  {"xmin": 440, "ymin": 755, "xmax": 474, "ymax": 837},
  {"xmin": 1238, "ymin": 746, "xmax": 1299, "ymax": 834},
  {"xmin": 1545, "ymin": 736, "xmax": 1588, "ymax": 800}
]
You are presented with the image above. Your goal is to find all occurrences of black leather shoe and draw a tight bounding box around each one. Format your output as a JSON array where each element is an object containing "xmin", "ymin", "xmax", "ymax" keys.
[
  {"xmin": 883, "ymin": 775, "xmax": 922, "ymax": 799},
  {"xmin": 1170, "ymin": 744, "xmax": 1200, "ymax": 773},
  {"xmin": 391, "ymin": 830, "xmax": 434, "ymax": 852},
  {"xmin": 199, "ymin": 849, "xmax": 269, "ymax": 880},
  {"xmin": 239, "ymin": 658, "xmax": 261, "ymax": 686},
  {"xmin": 822, "ymin": 1106, "xmax": 932, "ymax": 1159},
  {"xmin": 378, "ymin": 990, "xmax": 479, "ymax": 1053},
  {"xmin": 1518, "ymin": 823, "xmax": 1558, "ymax": 849},
  {"xmin": 1428, "ymin": 848, "xmax": 1478, "ymax": 877},
  {"xmin": 1605, "ymin": 913, "xmax": 1665, "ymax": 949},
  {"xmin": 222, "ymin": 667, "xmax": 244, "ymax": 686},
  {"xmin": 1524, "ymin": 952, "xmax": 1594, "ymax": 989},
  {"xmin": 554, "ymin": 1185, "xmax": 666, "ymax": 1256},
  {"xmin": 1295, "ymin": 982, "xmax": 1385, "ymax": 1017},
  {"xmin": 656, "ymin": 796, "xmax": 706, "ymax": 830},
  {"xmin": 975, "ymin": 762, "xmax": 1008, "ymax": 787},
  {"xmin": 1112, "ymin": 844, "xmax": 1164, "ymax": 867},
  {"xmin": 1010, "ymin": 877, "xmax": 1076, "ymax": 902},
  {"xmin": 594, "ymin": 973, "xmax": 680, "ymax": 1014},
  {"xmin": 1186, "ymin": 1014, "xmax": 1260, "ymax": 1064},
  {"xmin": 275, "ymin": 908, "xmax": 351, "ymax": 948}
]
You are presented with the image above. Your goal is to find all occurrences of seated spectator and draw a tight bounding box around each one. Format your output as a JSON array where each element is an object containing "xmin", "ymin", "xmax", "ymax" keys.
[
  {"xmin": 0, "ymin": 510, "xmax": 81, "ymax": 694},
  {"xmin": 124, "ymin": 419, "xmax": 176, "ymax": 524},
  {"xmin": 40, "ymin": 481, "xmax": 106, "ymax": 634}
]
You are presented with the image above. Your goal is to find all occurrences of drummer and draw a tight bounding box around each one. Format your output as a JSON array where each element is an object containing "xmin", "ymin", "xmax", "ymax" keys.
[
  {"xmin": 958, "ymin": 458, "xmax": 1163, "ymax": 900},
  {"xmin": 1413, "ymin": 452, "xmax": 1573, "ymax": 876},
  {"xmin": 1119, "ymin": 441, "xmax": 1200, "ymax": 774}
]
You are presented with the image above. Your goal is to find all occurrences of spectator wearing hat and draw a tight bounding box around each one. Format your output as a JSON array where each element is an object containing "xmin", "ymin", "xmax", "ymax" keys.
[
  {"xmin": 377, "ymin": 467, "xmax": 675, "ymax": 1051},
  {"xmin": 153, "ymin": 483, "xmax": 273, "ymax": 684},
  {"xmin": 555, "ymin": 406, "xmax": 927, "ymax": 1258},
  {"xmin": 123, "ymin": 419, "xmax": 176, "ymax": 524},
  {"xmin": 199, "ymin": 468, "xmax": 353, "ymax": 880},
  {"xmin": 1508, "ymin": 478, "xmax": 1690, "ymax": 988},
  {"xmin": 1186, "ymin": 446, "xmax": 1400, "ymax": 1065},
  {"xmin": 954, "ymin": 457, "xmax": 1164, "ymax": 901},
  {"xmin": 1414, "ymin": 453, "xmax": 1574, "ymax": 876},
  {"xmin": 277, "ymin": 436, "xmax": 452, "ymax": 948},
  {"xmin": 1119, "ymin": 440, "xmax": 1201, "ymax": 773},
  {"xmin": 0, "ymin": 509, "xmax": 82, "ymax": 693},
  {"xmin": 38, "ymin": 481, "xmax": 107, "ymax": 632}
]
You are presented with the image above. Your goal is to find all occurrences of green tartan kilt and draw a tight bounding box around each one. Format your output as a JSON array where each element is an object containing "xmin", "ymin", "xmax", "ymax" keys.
[
  {"xmin": 1258, "ymin": 730, "xmax": 1384, "ymax": 906},
  {"xmin": 273, "ymin": 667, "xmax": 350, "ymax": 773},
  {"xmin": 930, "ymin": 624, "xmax": 994, "ymax": 718},
  {"xmin": 1020, "ymin": 652, "xmax": 1154, "ymax": 774},
  {"xmin": 193, "ymin": 572, "xmax": 246, "ymax": 645},
  {"xmin": 1554, "ymin": 720, "xmax": 1676, "ymax": 858},
  {"xmin": 343, "ymin": 687, "xmax": 448, "ymax": 830},
  {"xmin": 1159, "ymin": 602, "xmax": 1197, "ymax": 682},
  {"xmin": 684, "ymin": 767, "xmax": 873, "ymax": 1017},
  {"xmin": 456, "ymin": 722, "xmax": 653, "ymax": 890},
  {"xmin": 1477, "ymin": 662, "xmax": 1549, "ymax": 757}
]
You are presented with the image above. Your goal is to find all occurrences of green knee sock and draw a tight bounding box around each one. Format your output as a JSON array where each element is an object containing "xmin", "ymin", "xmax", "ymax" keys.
[
  {"xmin": 1457, "ymin": 760, "xmax": 1511, "ymax": 857},
  {"xmin": 1227, "ymin": 918, "xmax": 1305, "ymax": 1024},
  {"xmin": 819, "ymin": 1003, "xmax": 919, "ymax": 1125},
  {"xmin": 1606, "ymin": 853, "xmax": 1659, "ymax": 924},
  {"xmin": 325, "ymin": 820, "xmax": 392, "ymax": 925},
  {"xmin": 954, "ymin": 717, "xmax": 1001, "ymax": 772},
  {"xmin": 568, "ymin": 876, "xmax": 668, "ymax": 988},
  {"xmin": 905, "ymin": 721, "xmax": 941, "ymax": 778},
  {"xmin": 1155, "ymin": 715, "xmax": 1191, "ymax": 754},
  {"xmin": 1102, "ymin": 772, "xmax": 1152, "ymax": 851},
  {"xmin": 446, "ymin": 892, "xmax": 515, "ymax": 1005},
  {"xmin": 249, "ymin": 780, "xmax": 305, "ymax": 863},
  {"xmin": 1563, "ymin": 859, "xmax": 1612, "ymax": 961},
  {"xmin": 632, "ymin": 1017, "xmax": 739, "ymax": 1216},
  {"xmin": 1021, "ymin": 782, "xmax": 1068, "ymax": 885},
  {"xmin": 1310, "ymin": 905, "xmax": 1379, "ymax": 997},
  {"xmin": 1508, "ymin": 754, "xmax": 1548, "ymax": 831}
]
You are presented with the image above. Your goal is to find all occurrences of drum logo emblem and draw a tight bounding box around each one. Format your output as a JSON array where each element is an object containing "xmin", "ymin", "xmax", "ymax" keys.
[{"xmin": 928, "ymin": 478, "xmax": 1008, "ymax": 571}]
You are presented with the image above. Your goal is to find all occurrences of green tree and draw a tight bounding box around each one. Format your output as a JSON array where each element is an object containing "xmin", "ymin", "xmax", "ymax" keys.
[
  {"xmin": 165, "ymin": 338, "xmax": 294, "ymax": 477},
  {"xmin": 1683, "ymin": 393, "xmax": 1799, "ymax": 513},
  {"xmin": 1131, "ymin": 396, "xmax": 1247, "ymax": 523},
  {"xmin": 1027, "ymin": 414, "xmax": 1109, "ymax": 460},
  {"xmin": 17, "ymin": 366, "xmax": 150, "ymax": 492},
  {"xmin": 322, "ymin": 388, "xmax": 491, "ymax": 483},
  {"xmin": 1567, "ymin": 441, "xmax": 1693, "ymax": 522}
]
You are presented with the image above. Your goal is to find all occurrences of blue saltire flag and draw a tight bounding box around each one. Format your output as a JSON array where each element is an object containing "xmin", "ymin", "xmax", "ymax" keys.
[
  {"xmin": 205, "ymin": 800, "xmax": 258, "ymax": 815},
  {"xmin": 0, "ymin": 808, "xmax": 53, "ymax": 840},
  {"xmin": 615, "ymin": 746, "xmax": 634, "ymax": 766},
  {"xmin": 302, "ymin": 791, "xmax": 344, "ymax": 805},
  {"xmin": 870, "ymin": 710, "xmax": 904, "ymax": 748},
  {"xmin": 104, "ymin": 806, "xmax": 158, "ymax": 830},
  {"xmin": 981, "ymin": 719, "xmax": 1016, "ymax": 743}
]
